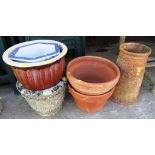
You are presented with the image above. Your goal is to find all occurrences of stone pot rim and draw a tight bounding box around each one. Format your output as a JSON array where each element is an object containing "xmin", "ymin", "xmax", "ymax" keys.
[
  {"xmin": 16, "ymin": 80, "xmax": 66, "ymax": 97},
  {"xmin": 3, "ymin": 40, "xmax": 68, "ymax": 68},
  {"xmin": 67, "ymin": 56, "xmax": 120, "ymax": 86},
  {"xmin": 120, "ymin": 42, "xmax": 151, "ymax": 57}
]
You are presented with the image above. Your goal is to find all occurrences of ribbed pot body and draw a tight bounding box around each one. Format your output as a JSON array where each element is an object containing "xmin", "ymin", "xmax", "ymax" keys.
[{"xmin": 12, "ymin": 57, "xmax": 65, "ymax": 90}]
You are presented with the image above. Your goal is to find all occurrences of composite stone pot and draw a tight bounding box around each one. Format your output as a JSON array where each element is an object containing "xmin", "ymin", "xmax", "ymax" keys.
[
  {"xmin": 16, "ymin": 80, "xmax": 66, "ymax": 117},
  {"xmin": 112, "ymin": 42, "xmax": 151, "ymax": 104},
  {"xmin": 68, "ymin": 84, "xmax": 115, "ymax": 112},
  {"xmin": 3, "ymin": 40, "xmax": 68, "ymax": 90},
  {"xmin": 67, "ymin": 56, "xmax": 120, "ymax": 95}
]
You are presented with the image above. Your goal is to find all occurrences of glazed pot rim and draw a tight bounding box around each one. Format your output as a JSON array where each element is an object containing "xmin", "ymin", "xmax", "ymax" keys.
[
  {"xmin": 2, "ymin": 40, "xmax": 68, "ymax": 68},
  {"xmin": 120, "ymin": 42, "xmax": 151, "ymax": 57},
  {"xmin": 68, "ymin": 84, "xmax": 115, "ymax": 97},
  {"xmin": 67, "ymin": 56, "xmax": 120, "ymax": 86}
]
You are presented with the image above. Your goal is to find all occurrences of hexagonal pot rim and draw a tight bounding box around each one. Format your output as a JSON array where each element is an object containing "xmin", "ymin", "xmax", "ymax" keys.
[{"xmin": 3, "ymin": 40, "xmax": 68, "ymax": 68}]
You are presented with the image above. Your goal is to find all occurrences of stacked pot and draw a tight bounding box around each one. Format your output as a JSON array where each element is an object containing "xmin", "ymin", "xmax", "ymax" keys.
[
  {"xmin": 3, "ymin": 40, "xmax": 68, "ymax": 117},
  {"xmin": 67, "ymin": 56, "xmax": 120, "ymax": 112}
]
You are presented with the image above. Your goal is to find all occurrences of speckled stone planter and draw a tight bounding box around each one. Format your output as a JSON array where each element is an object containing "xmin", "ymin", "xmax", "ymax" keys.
[{"xmin": 16, "ymin": 80, "xmax": 66, "ymax": 117}]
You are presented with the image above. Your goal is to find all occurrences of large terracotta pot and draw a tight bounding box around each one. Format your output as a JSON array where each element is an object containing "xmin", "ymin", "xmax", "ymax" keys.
[
  {"xmin": 3, "ymin": 40, "xmax": 67, "ymax": 90},
  {"xmin": 68, "ymin": 84, "xmax": 114, "ymax": 112},
  {"xmin": 112, "ymin": 42, "xmax": 151, "ymax": 104},
  {"xmin": 67, "ymin": 56, "xmax": 120, "ymax": 95}
]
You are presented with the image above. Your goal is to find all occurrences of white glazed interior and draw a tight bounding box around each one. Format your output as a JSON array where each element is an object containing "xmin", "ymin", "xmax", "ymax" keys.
[{"xmin": 3, "ymin": 40, "xmax": 68, "ymax": 68}]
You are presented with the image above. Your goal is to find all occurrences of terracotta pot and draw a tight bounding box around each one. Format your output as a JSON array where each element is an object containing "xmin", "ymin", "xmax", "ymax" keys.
[
  {"xmin": 68, "ymin": 84, "xmax": 115, "ymax": 112},
  {"xmin": 112, "ymin": 42, "xmax": 151, "ymax": 104},
  {"xmin": 3, "ymin": 40, "xmax": 67, "ymax": 90},
  {"xmin": 67, "ymin": 56, "xmax": 120, "ymax": 95}
]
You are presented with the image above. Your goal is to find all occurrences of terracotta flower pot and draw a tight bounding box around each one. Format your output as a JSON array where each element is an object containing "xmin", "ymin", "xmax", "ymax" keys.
[
  {"xmin": 112, "ymin": 42, "xmax": 151, "ymax": 104},
  {"xmin": 68, "ymin": 84, "xmax": 115, "ymax": 112},
  {"xmin": 67, "ymin": 56, "xmax": 120, "ymax": 95},
  {"xmin": 3, "ymin": 40, "xmax": 68, "ymax": 90}
]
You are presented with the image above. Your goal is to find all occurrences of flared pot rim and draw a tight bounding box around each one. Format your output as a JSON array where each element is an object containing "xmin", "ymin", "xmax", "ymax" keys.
[
  {"xmin": 2, "ymin": 40, "xmax": 68, "ymax": 68},
  {"xmin": 67, "ymin": 56, "xmax": 120, "ymax": 86}
]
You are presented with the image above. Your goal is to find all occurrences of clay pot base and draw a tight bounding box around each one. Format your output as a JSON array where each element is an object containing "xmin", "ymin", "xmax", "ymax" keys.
[{"xmin": 68, "ymin": 84, "xmax": 115, "ymax": 113}]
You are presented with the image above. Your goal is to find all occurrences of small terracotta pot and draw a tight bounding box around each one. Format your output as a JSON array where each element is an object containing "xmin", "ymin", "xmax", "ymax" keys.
[
  {"xmin": 3, "ymin": 40, "xmax": 67, "ymax": 90},
  {"xmin": 67, "ymin": 56, "xmax": 120, "ymax": 95},
  {"xmin": 68, "ymin": 84, "xmax": 115, "ymax": 112}
]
